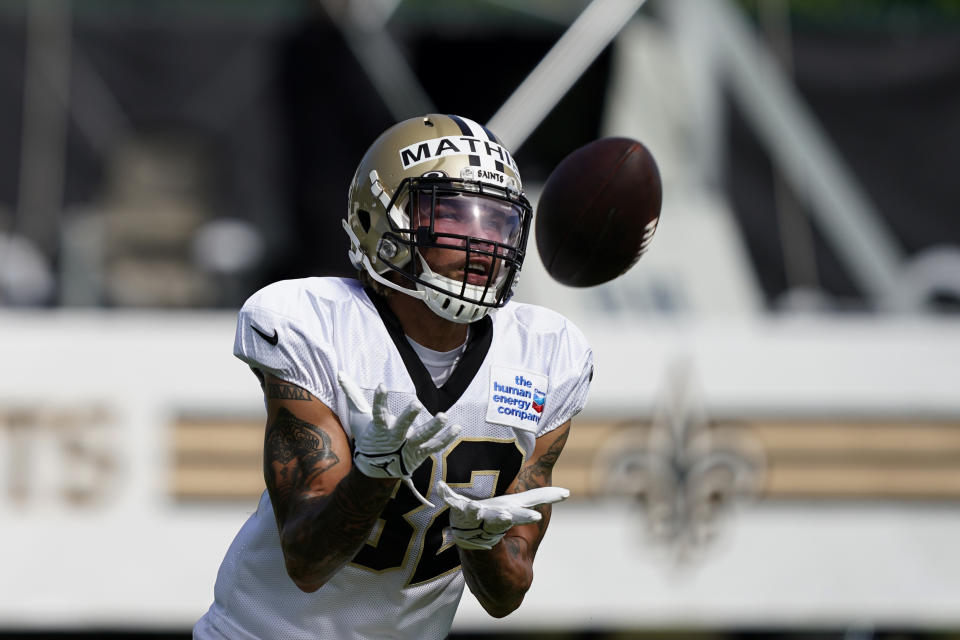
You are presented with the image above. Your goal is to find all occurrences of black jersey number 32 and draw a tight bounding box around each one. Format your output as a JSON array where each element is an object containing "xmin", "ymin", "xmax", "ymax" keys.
[{"xmin": 350, "ymin": 439, "xmax": 523, "ymax": 587}]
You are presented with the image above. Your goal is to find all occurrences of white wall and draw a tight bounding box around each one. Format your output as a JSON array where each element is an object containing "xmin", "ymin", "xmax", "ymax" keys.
[{"xmin": 1, "ymin": 310, "xmax": 959, "ymax": 629}]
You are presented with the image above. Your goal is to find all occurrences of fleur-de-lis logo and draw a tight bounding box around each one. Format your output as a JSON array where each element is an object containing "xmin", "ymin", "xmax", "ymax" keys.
[{"xmin": 595, "ymin": 359, "xmax": 766, "ymax": 563}]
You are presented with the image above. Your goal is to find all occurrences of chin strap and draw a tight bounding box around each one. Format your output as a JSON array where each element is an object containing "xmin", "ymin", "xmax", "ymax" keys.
[
  {"xmin": 415, "ymin": 254, "xmax": 498, "ymax": 324},
  {"xmin": 342, "ymin": 218, "xmax": 503, "ymax": 324}
]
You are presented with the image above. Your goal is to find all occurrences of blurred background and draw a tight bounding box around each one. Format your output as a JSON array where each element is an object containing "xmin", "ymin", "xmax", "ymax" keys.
[{"xmin": 1, "ymin": 0, "xmax": 960, "ymax": 638}]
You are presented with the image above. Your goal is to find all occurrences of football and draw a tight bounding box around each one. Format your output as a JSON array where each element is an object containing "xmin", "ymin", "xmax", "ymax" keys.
[{"xmin": 534, "ymin": 137, "xmax": 662, "ymax": 287}]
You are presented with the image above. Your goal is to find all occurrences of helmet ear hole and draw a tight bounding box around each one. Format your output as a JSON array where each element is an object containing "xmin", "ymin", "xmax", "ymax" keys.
[{"xmin": 357, "ymin": 209, "xmax": 371, "ymax": 233}]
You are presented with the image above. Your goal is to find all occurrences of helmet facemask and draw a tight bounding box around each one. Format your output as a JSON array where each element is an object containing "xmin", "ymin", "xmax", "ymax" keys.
[{"xmin": 377, "ymin": 176, "xmax": 531, "ymax": 323}]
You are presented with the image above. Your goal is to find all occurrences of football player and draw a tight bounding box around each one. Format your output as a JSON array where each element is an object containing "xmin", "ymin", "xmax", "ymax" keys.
[{"xmin": 194, "ymin": 114, "xmax": 593, "ymax": 638}]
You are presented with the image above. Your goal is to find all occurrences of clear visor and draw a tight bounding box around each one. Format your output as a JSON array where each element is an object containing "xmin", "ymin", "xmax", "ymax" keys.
[
  {"xmin": 413, "ymin": 191, "xmax": 523, "ymax": 249},
  {"xmin": 373, "ymin": 177, "xmax": 530, "ymax": 317}
]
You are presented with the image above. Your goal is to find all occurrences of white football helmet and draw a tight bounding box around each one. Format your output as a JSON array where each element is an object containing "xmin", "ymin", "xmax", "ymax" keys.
[{"xmin": 343, "ymin": 114, "xmax": 532, "ymax": 323}]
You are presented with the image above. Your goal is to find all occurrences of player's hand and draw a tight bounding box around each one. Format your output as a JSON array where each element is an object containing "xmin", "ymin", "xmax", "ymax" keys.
[
  {"xmin": 437, "ymin": 481, "xmax": 570, "ymax": 550},
  {"xmin": 338, "ymin": 372, "xmax": 460, "ymax": 507}
]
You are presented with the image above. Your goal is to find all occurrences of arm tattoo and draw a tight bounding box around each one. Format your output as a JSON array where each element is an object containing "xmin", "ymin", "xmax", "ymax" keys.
[
  {"xmin": 510, "ymin": 425, "xmax": 569, "ymax": 535},
  {"xmin": 266, "ymin": 382, "xmax": 314, "ymax": 401},
  {"xmin": 310, "ymin": 471, "xmax": 396, "ymax": 557},
  {"xmin": 513, "ymin": 426, "xmax": 568, "ymax": 493},
  {"xmin": 458, "ymin": 430, "xmax": 572, "ymax": 615},
  {"xmin": 278, "ymin": 470, "xmax": 397, "ymax": 589},
  {"xmin": 264, "ymin": 408, "xmax": 396, "ymax": 586},
  {"xmin": 264, "ymin": 408, "xmax": 339, "ymax": 514}
]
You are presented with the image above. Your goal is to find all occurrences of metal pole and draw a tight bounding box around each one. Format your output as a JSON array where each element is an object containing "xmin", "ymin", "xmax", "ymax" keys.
[
  {"xmin": 699, "ymin": 0, "xmax": 907, "ymax": 309},
  {"xmin": 15, "ymin": 0, "xmax": 73, "ymax": 258},
  {"xmin": 487, "ymin": 0, "xmax": 644, "ymax": 153}
]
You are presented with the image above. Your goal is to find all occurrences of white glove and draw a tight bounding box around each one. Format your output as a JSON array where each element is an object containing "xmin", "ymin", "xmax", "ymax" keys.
[
  {"xmin": 437, "ymin": 481, "xmax": 570, "ymax": 550},
  {"xmin": 338, "ymin": 372, "xmax": 460, "ymax": 507}
]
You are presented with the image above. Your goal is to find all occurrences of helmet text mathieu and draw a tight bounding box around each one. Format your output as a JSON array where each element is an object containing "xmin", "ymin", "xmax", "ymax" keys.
[{"xmin": 398, "ymin": 136, "xmax": 520, "ymax": 174}]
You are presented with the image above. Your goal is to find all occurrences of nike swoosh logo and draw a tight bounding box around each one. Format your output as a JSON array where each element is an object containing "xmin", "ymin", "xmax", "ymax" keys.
[{"xmin": 251, "ymin": 324, "xmax": 279, "ymax": 346}]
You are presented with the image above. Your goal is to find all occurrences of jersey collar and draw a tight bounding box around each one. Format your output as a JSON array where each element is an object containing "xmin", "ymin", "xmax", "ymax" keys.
[{"xmin": 364, "ymin": 287, "xmax": 493, "ymax": 414}]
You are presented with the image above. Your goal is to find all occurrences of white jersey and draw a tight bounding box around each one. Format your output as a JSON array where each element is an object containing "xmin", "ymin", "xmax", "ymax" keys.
[{"xmin": 194, "ymin": 277, "xmax": 593, "ymax": 640}]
